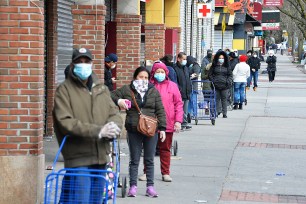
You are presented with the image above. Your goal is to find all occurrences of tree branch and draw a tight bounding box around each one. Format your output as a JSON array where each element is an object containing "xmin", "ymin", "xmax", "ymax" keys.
[
  {"xmin": 277, "ymin": 6, "xmax": 305, "ymax": 25},
  {"xmin": 296, "ymin": 0, "xmax": 306, "ymax": 20}
]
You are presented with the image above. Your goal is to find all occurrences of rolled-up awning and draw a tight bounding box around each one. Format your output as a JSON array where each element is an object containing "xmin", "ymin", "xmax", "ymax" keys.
[
  {"xmin": 214, "ymin": 13, "xmax": 259, "ymax": 26},
  {"xmin": 214, "ymin": 13, "xmax": 245, "ymax": 25}
]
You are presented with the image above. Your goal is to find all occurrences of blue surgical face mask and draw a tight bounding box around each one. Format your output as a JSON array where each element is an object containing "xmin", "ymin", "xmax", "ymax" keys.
[
  {"xmin": 181, "ymin": 60, "xmax": 187, "ymax": 66},
  {"xmin": 154, "ymin": 73, "xmax": 166, "ymax": 82},
  {"xmin": 73, "ymin": 63, "xmax": 92, "ymax": 80},
  {"xmin": 218, "ymin": 58, "xmax": 224, "ymax": 64},
  {"xmin": 189, "ymin": 64, "xmax": 193, "ymax": 68}
]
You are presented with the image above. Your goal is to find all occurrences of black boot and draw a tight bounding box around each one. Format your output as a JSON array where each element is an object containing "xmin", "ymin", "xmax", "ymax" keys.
[
  {"xmin": 238, "ymin": 103, "xmax": 243, "ymax": 110},
  {"xmin": 233, "ymin": 103, "xmax": 238, "ymax": 110}
]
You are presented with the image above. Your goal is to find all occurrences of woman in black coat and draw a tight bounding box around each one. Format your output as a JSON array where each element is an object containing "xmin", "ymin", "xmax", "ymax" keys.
[
  {"xmin": 208, "ymin": 51, "xmax": 233, "ymax": 118},
  {"xmin": 266, "ymin": 50, "xmax": 277, "ymax": 82}
]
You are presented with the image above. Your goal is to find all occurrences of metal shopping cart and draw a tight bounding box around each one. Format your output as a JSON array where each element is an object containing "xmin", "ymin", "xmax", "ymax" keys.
[
  {"xmin": 190, "ymin": 80, "xmax": 216, "ymax": 125},
  {"xmin": 44, "ymin": 136, "xmax": 126, "ymax": 204}
]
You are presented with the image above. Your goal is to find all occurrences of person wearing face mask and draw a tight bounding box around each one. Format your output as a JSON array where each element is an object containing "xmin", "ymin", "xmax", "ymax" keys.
[
  {"xmin": 104, "ymin": 53, "xmax": 118, "ymax": 91},
  {"xmin": 173, "ymin": 52, "xmax": 192, "ymax": 130},
  {"xmin": 201, "ymin": 49, "xmax": 213, "ymax": 71},
  {"xmin": 266, "ymin": 50, "xmax": 277, "ymax": 82},
  {"xmin": 111, "ymin": 67, "xmax": 166, "ymax": 198},
  {"xmin": 137, "ymin": 62, "xmax": 183, "ymax": 183},
  {"xmin": 208, "ymin": 51, "xmax": 233, "ymax": 118},
  {"xmin": 246, "ymin": 51, "xmax": 261, "ymax": 91},
  {"xmin": 53, "ymin": 48, "xmax": 123, "ymax": 203},
  {"xmin": 246, "ymin": 50, "xmax": 253, "ymax": 58}
]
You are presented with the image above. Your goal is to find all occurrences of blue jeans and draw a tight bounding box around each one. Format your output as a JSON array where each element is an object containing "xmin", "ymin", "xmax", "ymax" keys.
[
  {"xmin": 234, "ymin": 82, "xmax": 246, "ymax": 104},
  {"xmin": 247, "ymin": 70, "xmax": 258, "ymax": 87},
  {"xmin": 59, "ymin": 164, "xmax": 106, "ymax": 204}
]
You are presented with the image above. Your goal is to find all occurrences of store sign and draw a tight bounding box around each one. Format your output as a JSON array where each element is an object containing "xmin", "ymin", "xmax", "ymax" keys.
[
  {"xmin": 215, "ymin": 0, "xmax": 225, "ymax": 7},
  {"xmin": 263, "ymin": 0, "xmax": 283, "ymax": 7},
  {"xmin": 262, "ymin": 10, "xmax": 280, "ymax": 23},
  {"xmin": 262, "ymin": 23, "xmax": 280, "ymax": 30},
  {"xmin": 197, "ymin": 3, "xmax": 212, "ymax": 18},
  {"xmin": 252, "ymin": 2, "xmax": 262, "ymax": 21}
]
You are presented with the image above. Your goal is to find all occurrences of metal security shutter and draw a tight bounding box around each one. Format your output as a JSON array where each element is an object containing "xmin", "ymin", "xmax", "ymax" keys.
[
  {"xmin": 213, "ymin": 30, "xmax": 233, "ymax": 52},
  {"xmin": 57, "ymin": 0, "xmax": 74, "ymax": 85}
]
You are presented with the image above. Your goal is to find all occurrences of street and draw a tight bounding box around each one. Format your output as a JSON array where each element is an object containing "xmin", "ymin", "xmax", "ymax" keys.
[{"xmin": 44, "ymin": 53, "xmax": 306, "ymax": 204}]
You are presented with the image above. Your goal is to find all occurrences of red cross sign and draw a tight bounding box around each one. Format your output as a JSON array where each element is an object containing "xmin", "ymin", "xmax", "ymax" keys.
[{"xmin": 198, "ymin": 3, "xmax": 212, "ymax": 18}]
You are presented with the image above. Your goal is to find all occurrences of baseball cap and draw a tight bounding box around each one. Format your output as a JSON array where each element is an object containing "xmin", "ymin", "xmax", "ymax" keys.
[
  {"xmin": 105, "ymin": 53, "xmax": 118, "ymax": 62},
  {"xmin": 72, "ymin": 48, "xmax": 93, "ymax": 61}
]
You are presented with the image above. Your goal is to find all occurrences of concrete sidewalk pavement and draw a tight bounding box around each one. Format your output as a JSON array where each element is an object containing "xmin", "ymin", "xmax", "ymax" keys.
[{"xmin": 43, "ymin": 53, "xmax": 306, "ymax": 204}]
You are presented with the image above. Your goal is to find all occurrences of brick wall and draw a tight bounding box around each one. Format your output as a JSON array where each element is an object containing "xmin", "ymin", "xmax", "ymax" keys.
[
  {"xmin": 45, "ymin": 0, "xmax": 58, "ymax": 137},
  {"xmin": 116, "ymin": 14, "xmax": 142, "ymax": 88},
  {"xmin": 0, "ymin": 0, "xmax": 45, "ymax": 156},
  {"xmin": 72, "ymin": 5, "xmax": 106, "ymax": 80},
  {"xmin": 145, "ymin": 24, "xmax": 166, "ymax": 62}
]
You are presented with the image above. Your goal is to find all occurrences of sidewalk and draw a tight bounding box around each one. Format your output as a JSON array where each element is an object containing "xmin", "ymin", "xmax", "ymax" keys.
[{"xmin": 44, "ymin": 53, "xmax": 306, "ymax": 204}]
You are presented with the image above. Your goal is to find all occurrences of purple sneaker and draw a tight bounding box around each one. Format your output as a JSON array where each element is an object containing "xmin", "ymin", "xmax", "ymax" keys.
[
  {"xmin": 127, "ymin": 185, "xmax": 137, "ymax": 197},
  {"xmin": 146, "ymin": 186, "xmax": 158, "ymax": 198}
]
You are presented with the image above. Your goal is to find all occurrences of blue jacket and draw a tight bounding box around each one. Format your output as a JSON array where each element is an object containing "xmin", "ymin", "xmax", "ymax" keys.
[{"xmin": 166, "ymin": 66, "xmax": 178, "ymax": 85}]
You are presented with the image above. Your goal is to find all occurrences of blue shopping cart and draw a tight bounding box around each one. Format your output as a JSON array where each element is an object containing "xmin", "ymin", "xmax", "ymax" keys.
[
  {"xmin": 190, "ymin": 80, "xmax": 216, "ymax": 125},
  {"xmin": 44, "ymin": 136, "xmax": 125, "ymax": 204}
]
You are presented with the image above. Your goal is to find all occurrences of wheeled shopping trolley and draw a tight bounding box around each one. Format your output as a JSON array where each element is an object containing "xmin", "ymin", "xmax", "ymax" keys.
[
  {"xmin": 190, "ymin": 80, "xmax": 217, "ymax": 125},
  {"xmin": 44, "ymin": 136, "xmax": 126, "ymax": 204}
]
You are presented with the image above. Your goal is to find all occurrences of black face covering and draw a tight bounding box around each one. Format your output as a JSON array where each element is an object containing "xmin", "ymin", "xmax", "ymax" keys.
[{"xmin": 207, "ymin": 53, "xmax": 212, "ymax": 58}]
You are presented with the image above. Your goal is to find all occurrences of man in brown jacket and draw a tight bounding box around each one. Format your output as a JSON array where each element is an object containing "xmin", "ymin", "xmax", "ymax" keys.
[{"xmin": 53, "ymin": 48, "xmax": 123, "ymax": 203}]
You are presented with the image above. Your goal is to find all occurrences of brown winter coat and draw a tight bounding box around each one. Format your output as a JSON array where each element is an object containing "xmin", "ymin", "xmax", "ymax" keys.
[{"xmin": 53, "ymin": 71, "xmax": 123, "ymax": 168}]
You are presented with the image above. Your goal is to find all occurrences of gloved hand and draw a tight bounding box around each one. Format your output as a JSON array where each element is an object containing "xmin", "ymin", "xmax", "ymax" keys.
[
  {"xmin": 98, "ymin": 122, "xmax": 121, "ymax": 139},
  {"xmin": 118, "ymin": 99, "xmax": 129, "ymax": 110},
  {"xmin": 252, "ymin": 68, "xmax": 256, "ymax": 72},
  {"xmin": 174, "ymin": 122, "xmax": 181, "ymax": 133},
  {"xmin": 159, "ymin": 131, "xmax": 166, "ymax": 142}
]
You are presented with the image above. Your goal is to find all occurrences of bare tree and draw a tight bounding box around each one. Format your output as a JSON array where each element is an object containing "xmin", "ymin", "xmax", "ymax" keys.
[{"xmin": 277, "ymin": 0, "xmax": 306, "ymax": 40}]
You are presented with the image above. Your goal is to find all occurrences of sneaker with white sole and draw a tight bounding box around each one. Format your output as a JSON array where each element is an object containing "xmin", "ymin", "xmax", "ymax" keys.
[
  {"xmin": 127, "ymin": 185, "xmax": 137, "ymax": 197},
  {"xmin": 146, "ymin": 186, "xmax": 158, "ymax": 198},
  {"xmin": 138, "ymin": 174, "xmax": 147, "ymax": 181},
  {"xmin": 162, "ymin": 174, "xmax": 172, "ymax": 182}
]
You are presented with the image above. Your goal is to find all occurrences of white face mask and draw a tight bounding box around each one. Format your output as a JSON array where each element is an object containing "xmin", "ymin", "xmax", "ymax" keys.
[
  {"xmin": 253, "ymin": 55, "xmax": 257, "ymax": 58},
  {"xmin": 111, "ymin": 64, "xmax": 116, "ymax": 69}
]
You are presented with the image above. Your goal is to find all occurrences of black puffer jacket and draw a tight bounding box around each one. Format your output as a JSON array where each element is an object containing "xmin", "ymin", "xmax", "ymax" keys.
[
  {"xmin": 230, "ymin": 58, "xmax": 239, "ymax": 71},
  {"xmin": 208, "ymin": 64, "xmax": 233, "ymax": 90},
  {"xmin": 266, "ymin": 56, "xmax": 277, "ymax": 71},
  {"xmin": 173, "ymin": 62, "xmax": 192, "ymax": 100},
  {"xmin": 247, "ymin": 57, "xmax": 261, "ymax": 71},
  {"xmin": 111, "ymin": 82, "xmax": 166, "ymax": 132}
]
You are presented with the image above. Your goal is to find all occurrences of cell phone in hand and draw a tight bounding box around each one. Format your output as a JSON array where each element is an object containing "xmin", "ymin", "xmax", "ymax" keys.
[{"xmin": 125, "ymin": 100, "xmax": 131, "ymax": 108}]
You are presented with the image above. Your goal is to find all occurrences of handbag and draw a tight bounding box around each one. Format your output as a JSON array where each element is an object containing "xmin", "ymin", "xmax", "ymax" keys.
[{"xmin": 130, "ymin": 90, "xmax": 158, "ymax": 137}]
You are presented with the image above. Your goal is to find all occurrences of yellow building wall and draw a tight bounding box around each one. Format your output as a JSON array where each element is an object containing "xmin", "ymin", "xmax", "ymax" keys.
[
  {"xmin": 165, "ymin": 0, "xmax": 180, "ymax": 27},
  {"xmin": 232, "ymin": 39, "xmax": 245, "ymax": 50},
  {"xmin": 146, "ymin": 0, "xmax": 164, "ymax": 24}
]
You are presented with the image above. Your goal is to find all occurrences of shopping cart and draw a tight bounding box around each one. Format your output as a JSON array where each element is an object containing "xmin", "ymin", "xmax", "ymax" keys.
[
  {"xmin": 44, "ymin": 136, "xmax": 125, "ymax": 204},
  {"xmin": 190, "ymin": 80, "xmax": 216, "ymax": 125}
]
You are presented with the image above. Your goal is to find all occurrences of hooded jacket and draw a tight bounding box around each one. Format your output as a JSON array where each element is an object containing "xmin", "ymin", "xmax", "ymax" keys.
[
  {"xmin": 111, "ymin": 81, "xmax": 167, "ymax": 133},
  {"xmin": 53, "ymin": 69, "xmax": 123, "ymax": 168},
  {"xmin": 173, "ymin": 62, "xmax": 192, "ymax": 100},
  {"xmin": 150, "ymin": 63, "xmax": 184, "ymax": 132},
  {"xmin": 266, "ymin": 55, "xmax": 277, "ymax": 71}
]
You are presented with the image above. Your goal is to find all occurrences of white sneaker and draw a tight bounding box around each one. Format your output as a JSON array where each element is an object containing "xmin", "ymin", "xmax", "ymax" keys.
[
  {"xmin": 138, "ymin": 174, "xmax": 147, "ymax": 181},
  {"xmin": 162, "ymin": 174, "xmax": 172, "ymax": 182}
]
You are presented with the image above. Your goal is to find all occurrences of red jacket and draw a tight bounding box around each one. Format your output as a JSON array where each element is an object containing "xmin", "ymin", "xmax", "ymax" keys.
[{"xmin": 150, "ymin": 62, "xmax": 184, "ymax": 132}]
